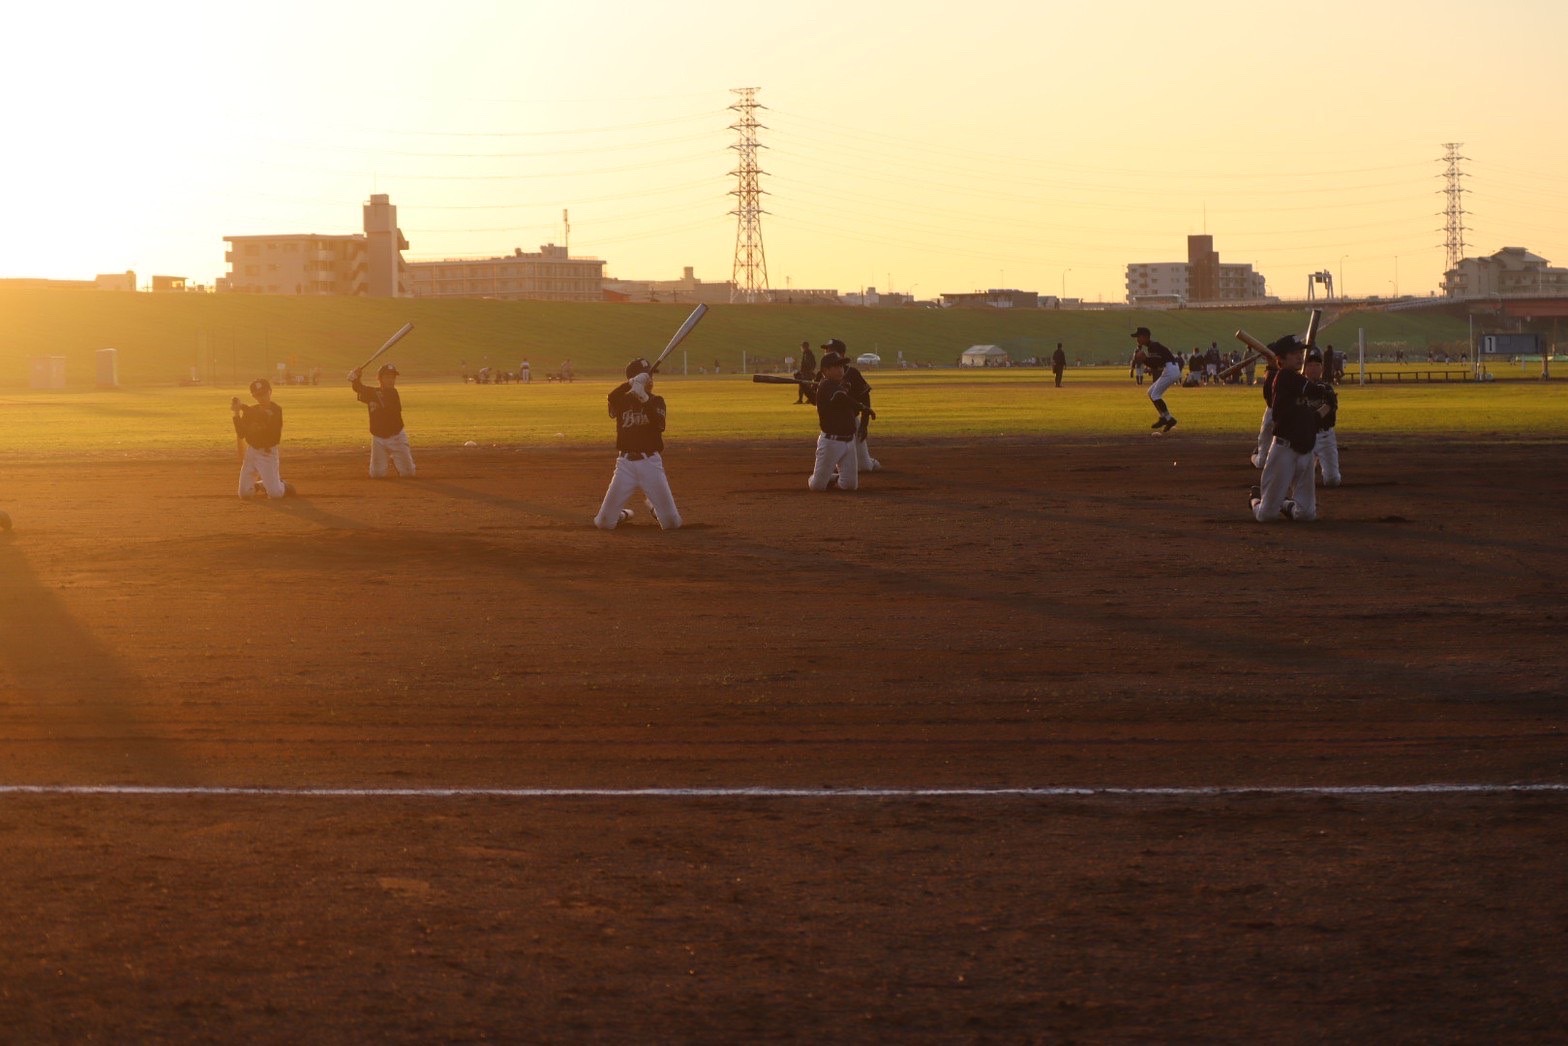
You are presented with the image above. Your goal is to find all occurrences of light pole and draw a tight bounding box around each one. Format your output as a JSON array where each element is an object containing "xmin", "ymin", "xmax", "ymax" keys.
[
  {"xmin": 1339, "ymin": 255, "xmax": 1347, "ymax": 299},
  {"xmin": 1061, "ymin": 268, "xmax": 1071, "ymax": 302}
]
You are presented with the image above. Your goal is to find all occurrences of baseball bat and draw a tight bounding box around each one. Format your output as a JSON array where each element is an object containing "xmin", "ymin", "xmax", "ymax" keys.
[
  {"xmin": 1234, "ymin": 329, "xmax": 1279, "ymax": 365},
  {"xmin": 353, "ymin": 322, "xmax": 414, "ymax": 375},
  {"xmin": 650, "ymin": 304, "xmax": 708, "ymax": 373},
  {"xmin": 752, "ymin": 373, "xmax": 813, "ymax": 386},
  {"xmin": 1216, "ymin": 351, "xmax": 1263, "ymax": 382},
  {"xmin": 1303, "ymin": 308, "xmax": 1322, "ymax": 349}
]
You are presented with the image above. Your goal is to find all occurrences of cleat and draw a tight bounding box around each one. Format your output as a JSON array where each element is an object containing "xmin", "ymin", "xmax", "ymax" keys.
[
  {"xmin": 1150, "ymin": 417, "xmax": 1167, "ymax": 430},
  {"xmin": 1248, "ymin": 485, "xmax": 1261, "ymax": 507},
  {"xmin": 1162, "ymin": 417, "xmax": 1178, "ymax": 433}
]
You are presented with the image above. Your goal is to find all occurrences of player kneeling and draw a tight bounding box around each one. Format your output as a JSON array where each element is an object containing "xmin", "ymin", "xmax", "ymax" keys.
[
  {"xmin": 594, "ymin": 358, "xmax": 682, "ymax": 530},
  {"xmin": 232, "ymin": 379, "xmax": 295, "ymax": 499}
]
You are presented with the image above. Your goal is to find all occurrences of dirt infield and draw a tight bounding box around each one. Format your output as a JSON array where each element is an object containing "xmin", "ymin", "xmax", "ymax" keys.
[{"xmin": 1, "ymin": 436, "xmax": 1564, "ymax": 1041}]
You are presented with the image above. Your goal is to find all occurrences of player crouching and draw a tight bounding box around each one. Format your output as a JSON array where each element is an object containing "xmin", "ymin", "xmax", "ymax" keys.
[
  {"xmin": 232, "ymin": 379, "xmax": 294, "ymax": 499},
  {"xmin": 1248, "ymin": 336, "xmax": 1328, "ymax": 522},
  {"xmin": 594, "ymin": 358, "xmax": 683, "ymax": 531},
  {"xmin": 808, "ymin": 350, "xmax": 860, "ymax": 491}
]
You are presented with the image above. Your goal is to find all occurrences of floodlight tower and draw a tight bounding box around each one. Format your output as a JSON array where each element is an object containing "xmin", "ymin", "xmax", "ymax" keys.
[
  {"xmin": 729, "ymin": 87, "xmax": 771, "ymax": 304},
  {"xmin": 1439, "ymin": 143, "xmax": 1470, "ymax": 273}
]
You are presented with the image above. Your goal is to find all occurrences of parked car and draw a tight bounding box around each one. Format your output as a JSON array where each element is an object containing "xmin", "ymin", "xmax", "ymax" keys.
[{"xmin": 856, "ymin": 353, "xmax": 881, "ymax": 367}]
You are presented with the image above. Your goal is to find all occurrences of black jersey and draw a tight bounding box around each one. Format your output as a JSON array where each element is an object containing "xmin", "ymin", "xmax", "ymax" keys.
[
  {"xmin": 234, "ymin": 402, "xmax": 283, "ymax": 450},
  {"xmin": 352, "ymin": 379, "xmax": 406, "ymax": 438},
  {"xmin": 1306, "ymin": 379, "xmax": 1338, "ymax": 431},
  {"xmin": 841, "ymin": 364, "xmax": 873, "ymax": 410},
  {"xmin": 1262, "ymin": 364, "xmax": 1280, "ymax": 407},
  {"xmin": 815, "ymin": 376, "xmax": 859, "ymax": 438},
  {"xmin": 1270, "ymin": 370, "xmax": 1318, "ymax": 453},
  {"xmin": 608, "ymin": 382, "xmax": 666, "ymax": 454},
  {"xmin": 1142, "ymin": 341, "xmax": 1179, "ymax": 373}
]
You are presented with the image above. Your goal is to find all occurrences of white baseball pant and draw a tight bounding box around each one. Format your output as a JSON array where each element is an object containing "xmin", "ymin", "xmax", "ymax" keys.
[
  {"xmin": 809, "ymin": 434, "xmax": 859, "ymax": 491},
  {"xmin": 369, "ymin": 430, "xmax": 415, "ymax": 478},
  {"xmin": 238, "ymin": 446, "xmax": 286, "ymax": 499},
  {"xmin": 1148, "ymin": 362, "xmax": 1181, "ymax": 407},
  {"xmin": 1252, "ymin": 407, "xmax": 1274, "ymax": 468},
  {"xmin": 1252, "ymin": 439, "xmax": 1317, "ymax": 522},
  {"xmin": 594, "ymin": 452, "xmax": 682, "ymax": 530},
  {"xmin": 1315, "ymin": 429, "xmax": 1341, "ymax": 487}
]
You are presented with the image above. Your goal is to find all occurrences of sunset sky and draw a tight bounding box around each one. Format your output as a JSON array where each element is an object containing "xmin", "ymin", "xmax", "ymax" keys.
[{"xmin": 4, "ymin": 0, "xmax": 1565, "ymax": 303}]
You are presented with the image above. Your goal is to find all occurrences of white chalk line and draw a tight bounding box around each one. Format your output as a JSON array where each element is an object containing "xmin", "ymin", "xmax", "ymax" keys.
[{"xmin": 1, "ymin": 784, "xmax": 1566, "ymax": 799}]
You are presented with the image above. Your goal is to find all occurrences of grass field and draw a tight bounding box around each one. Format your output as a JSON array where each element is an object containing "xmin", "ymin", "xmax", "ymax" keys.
[
  {"xmin": 0, "ymin": 286, "xmax": 1481, "ymax": 387},
  {"xmin": 1, "ymin": 369, "xmax": 1563, "ymax": 455}
]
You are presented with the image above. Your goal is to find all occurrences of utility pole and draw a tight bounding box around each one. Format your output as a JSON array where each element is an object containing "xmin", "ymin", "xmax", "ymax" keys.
[
  {"xmin": 729, "ymin": 87, "xmax": 771, "ymax": 303},
  {"xmin": 1440, "ymin": 143, "xmax": 1470, "ymax": 276}
]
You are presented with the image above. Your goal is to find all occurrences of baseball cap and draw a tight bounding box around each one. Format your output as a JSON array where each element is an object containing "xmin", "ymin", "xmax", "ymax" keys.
[
  {"xmin": 625, "ymin": 357, "xmax": 652, "ymax": 379},
  {"xmin": 1130, "ymin": 327, "xmax": 1152, "ymax": 338},
  {"xmin": 1304, "ymin": 346, "xmax": 1324, "ymax": 363},
  {"xmin": 820, "ymin": 338, "xmax": 847, "ymax": 352},
  {"xmin": 1268, "ymin": 334, "xmax": 1305, "ymax": 354},
  {"xmin": 249, "ymin": 378, "xmax": 271, "ymax": 394},
  {"xmin": 378, "ymin": 362, "xmax": 399, "ymax": 375},
  {"xmin": 819, "ymin": 351, "xmax": 848, "ymax": 368}
]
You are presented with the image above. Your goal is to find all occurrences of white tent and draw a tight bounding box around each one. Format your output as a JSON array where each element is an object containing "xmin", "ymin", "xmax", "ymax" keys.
[{"xmin": 960, "ymin": 344, "xmax": 1010, "ymax": 367}]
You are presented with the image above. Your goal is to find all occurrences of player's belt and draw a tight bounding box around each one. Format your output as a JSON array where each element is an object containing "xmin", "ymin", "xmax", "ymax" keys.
[
  {"xmin": 619, "ymin": 451, "xmax": 651, "ymax": 460},
  {"xmin": 823, "ymin": 433, "xmax": 854, "ymax": 442}
]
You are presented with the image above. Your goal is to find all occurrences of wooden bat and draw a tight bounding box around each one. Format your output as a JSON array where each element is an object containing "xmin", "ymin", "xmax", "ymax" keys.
[
  {"xmin": 752, "ymin": 373, "xmax": 812, "ymax": 386},
  {"xmin": 353, "ymin": 322, "xmax": 414, "ymax": 376},
  {"xmin": 651, "ymin": 304, "xmax": 708, "ymax": 373},
  {"xmin": 1234, "ymin": 329, "xmax": 1280, "ymax": 365},
  {"xmin": 1216, "ymin": 351, "xmax": 1263, "ymax": 382}
]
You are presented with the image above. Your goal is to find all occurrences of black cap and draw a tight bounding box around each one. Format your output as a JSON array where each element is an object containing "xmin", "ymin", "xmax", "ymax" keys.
[
  {"xmin": 1269, "ymin": 334, "xmax": 1305, "ymax": 354},
  {"xmin": 819, "ymin": 351, "xmax": 848, "ymax": 369},
  {"xmin": 625, "ymin": 357, "xmax": 652, "ymax": 379},
  {"xmin": 821, "ymin": 338, "xmax": 847, "ymax": 352},
  {"xmin": 249, "ymin": 378, "xmax": 271, "ymax": 394},
  {"xmin": 1305, "ymin": 346, "xmax": 1324, "ymax": 363},
  {"xmin": 378, "ymin": 362, "xmax": 399, "ymax": 375},
  {"xmin": 1130, "ymin": 327, "xmax": 1152, "ymax": 338}
]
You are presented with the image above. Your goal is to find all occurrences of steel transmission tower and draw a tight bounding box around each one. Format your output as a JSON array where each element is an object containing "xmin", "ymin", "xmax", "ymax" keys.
[
  {"xmin": 729, "ymin": 87, "xmax": 771, "ymax": 303},
  {"xmin": 1439, "ymin": 143, "xmax": 1470, "ymax": 273}
]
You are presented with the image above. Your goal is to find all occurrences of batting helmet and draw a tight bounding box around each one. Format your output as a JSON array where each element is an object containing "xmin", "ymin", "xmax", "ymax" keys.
[
  {"xmin": 378, "ymin": 362, "xmax": 399, "ymax": 376},
  {"xmin": 626, "ymin": 357, "xmax": 652, "ymax": 379},
  {"xmin": 249, "ymin": 378, "xmax": 272, "ymax": 395}
]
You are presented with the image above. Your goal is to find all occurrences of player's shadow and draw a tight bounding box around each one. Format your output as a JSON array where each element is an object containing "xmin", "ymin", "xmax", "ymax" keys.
[
  {"xmin": 0, "ymin": 536, "xmax": 195, "ymax": 783},
  {"xmin": 410, "ymin": 477, "xmax": 582, "ymax": 524},
  {"xmin": 254, "ymin": 495, "xmax": 372, "ymax": 530}
]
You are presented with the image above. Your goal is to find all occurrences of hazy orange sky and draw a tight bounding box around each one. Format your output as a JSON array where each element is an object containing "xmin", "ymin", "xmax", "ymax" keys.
[{"xmin": 4, "ymin": 0, "xmax": 1564, "ymax": 303}]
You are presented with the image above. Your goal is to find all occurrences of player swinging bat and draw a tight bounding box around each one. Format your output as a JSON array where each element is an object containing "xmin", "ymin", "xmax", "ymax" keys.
[{"xmin": 353, "ymin": 321, "xmax": 414, "ymax": 377}]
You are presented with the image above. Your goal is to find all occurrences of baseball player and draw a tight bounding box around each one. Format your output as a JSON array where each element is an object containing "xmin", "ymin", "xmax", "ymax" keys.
[
  {"xmin": 1303, "ymin": 346, "xmax": 1341, "ymax": 487},
  {"xmin": 808, "ymin": 350, "xmax": 859, "ymax": 491},
  {"xmin": 232, "ymin": 378, "xmax": 293, "ymax": 499},
  {"xmin": 348, "ymin": 362, "xmax": 415, "ymax": 478},
  {"xmin": 1248, "ymin": 336, "xmax": 1325, "ymax": 523},
  {"xmin": 795, "ymin": 341, "xmax": 817, "ymax": 405},
  {"xmin": 821, "ymin": 338, "xmax": 880, "ymax": 473},
  {"xmin": 593, "ymin": 357, "xmax": 682, "ymax": 530},
  {"xmin": 1130, "ymin": 326, "xmax": 1181, "ymax": 433}
]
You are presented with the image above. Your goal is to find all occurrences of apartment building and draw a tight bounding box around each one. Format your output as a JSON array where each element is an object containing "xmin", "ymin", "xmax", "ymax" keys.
[
  {"xmin": 1442, "ymin": 247, "xmax": 1568, "ymax": 297},
  {"xmin": 222, "ymin": 195, "xmax": 410, "ymax": 297},
  {"xmin": 1125, "ymin": 235, "xmax": 1267, "ymax": 304},
  {"xmin": 405, "ymin": 243, "xmax": 604, "ymax": 302}
]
